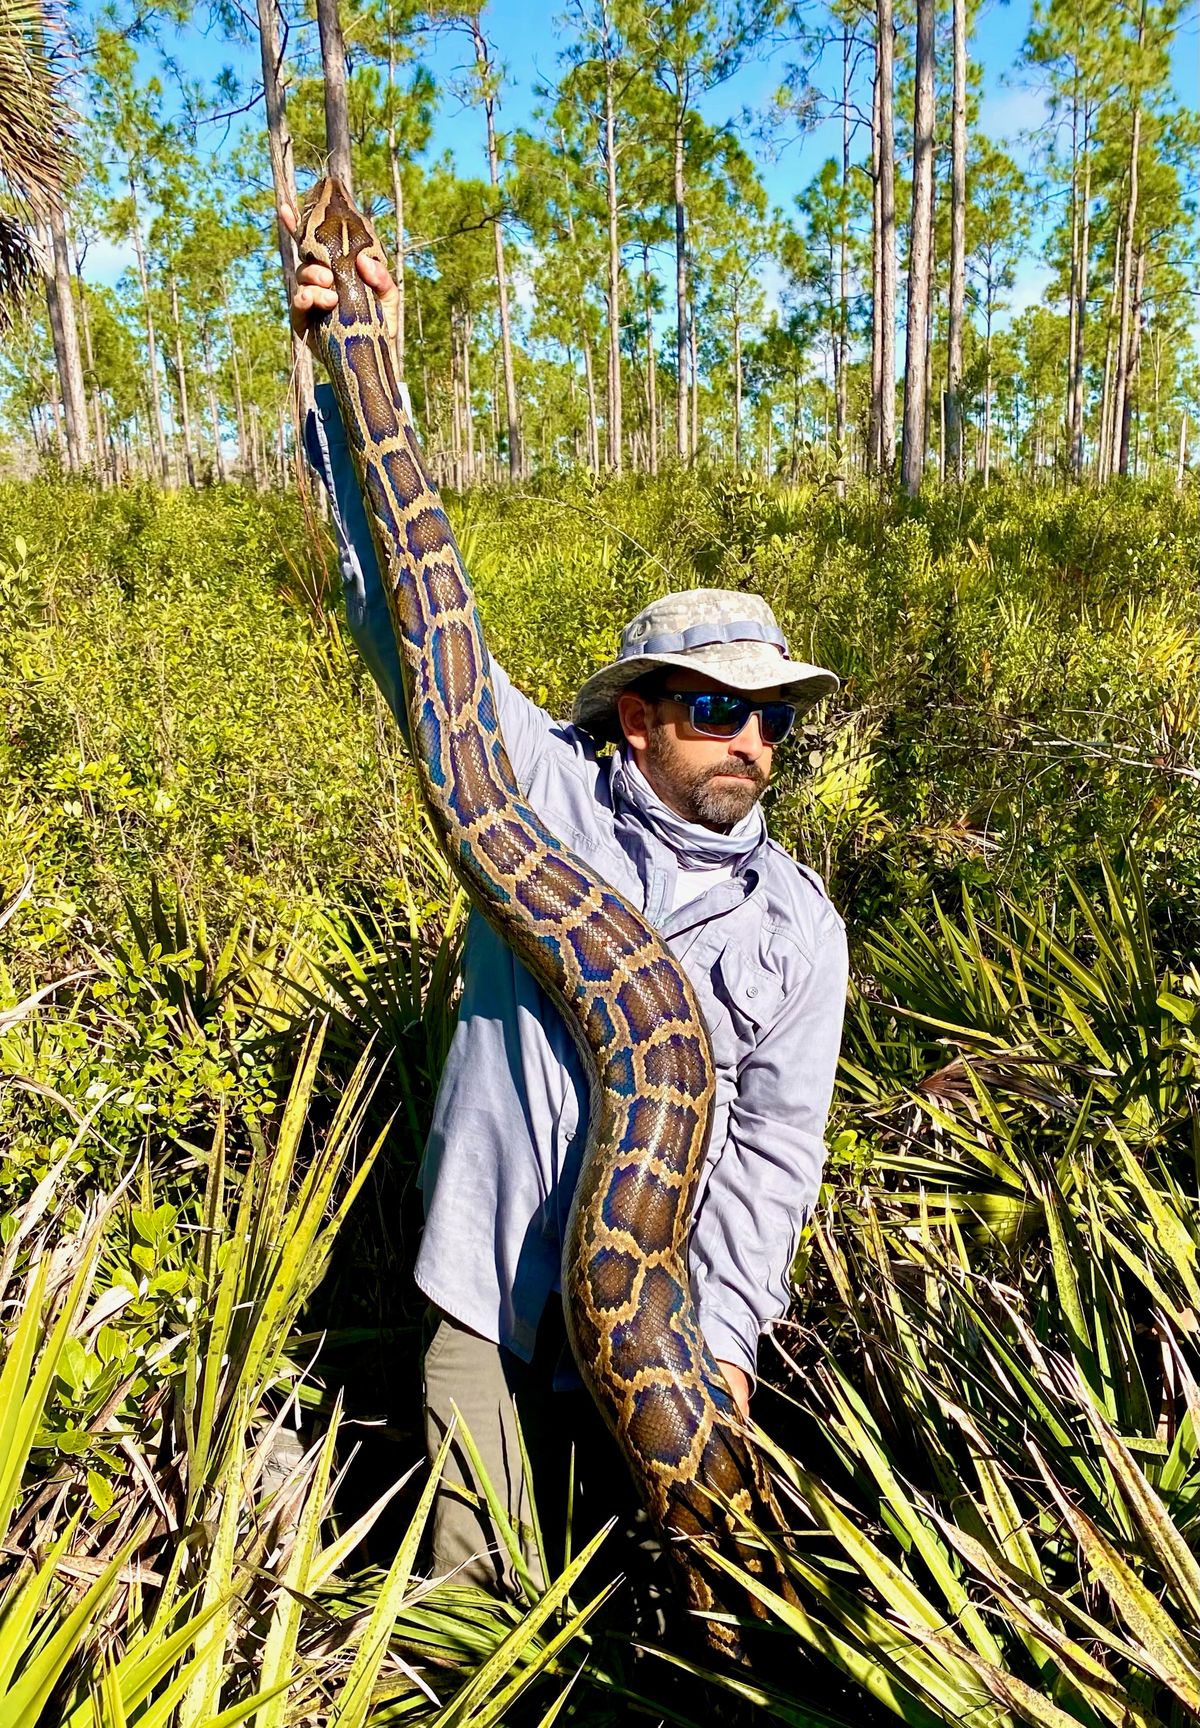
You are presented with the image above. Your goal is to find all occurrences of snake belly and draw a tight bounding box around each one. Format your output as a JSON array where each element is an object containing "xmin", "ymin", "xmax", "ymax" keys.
[{"xmin": 298, "ymin": 177, "xmax": 792, "ymax": 1656}]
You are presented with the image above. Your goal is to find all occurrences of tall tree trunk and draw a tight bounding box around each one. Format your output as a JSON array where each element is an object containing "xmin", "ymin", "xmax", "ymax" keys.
[
  {"xmin": 647, "ymin": 319, "xmax": 658, "ymax": 475},
  {"xmin": 673, "ymin": 104, "xmax": 689, "ymax": 462},
  {"xmin": 255, "ymin": 0, "xmax": 315, "ymax": 420},
  {"xmin": 570, "ymin": 363, "xmax": 582, "ymax": 467},
  {"xmin": 413, "ymin": 270, "xmax": 433, "ymax": 438},
  {"xmin": 166, "ymin": 383, "xmax": 182, "ymax": 488},
  {"xmin": 924, "ymin": 180, "xmax": 936, "ymax": 464},
  {"xmin": 1111, "ymin": 91, "xmax": 1142, "ymax": 478},
  {"xmin": 471, "ymin": 17, "xmax": 522, "ymax": 479},
  {"xmin": 127, "ymin": 172, "xmax": 168, "ymax": 484},
  {"xmin": 222, "ymin": 285, "xmax": 250, "ymax": 479},
  {"xmin": 48, "ymin": 376, "xmax": 65, "ymax": 463},
  {"xmin": 1097, "ymin": 325, "xmax": 1115, "ymax": 481},
  {"xmin": 1176, "ymin": 411, "xmax": 1188, "ymax": 490},
  {"xmin": 1118, "ymin": 246, "xmax": 1145, "ymax": 476},
  {"xmin": 249, "ymin": 401, "xmax": 263, "ymax": 490},
  {"xmin": 203, "ymin": 324, "xmax": 228, "ymax": 484},
  {"xmin": 557, "ymin": 138, "xmax": 599, "ymax": 475},
  {"xmin": 878, "ymin": 0, "xmax": 897, "ymax": 475},
  {"xmin": 582, "ymin": 334, "xmax": 600, "ymax": 473},
  {"xmin": 823, "ymin": 354, "xmax": 831, "ymax": 455},
  {"xmin": 1096, "ymin": 211, "xmax": 1122, "ymax": 480},
  {"xmin": 388, "ymin": 145, "xmax": 407, "ymax": 373},
  {"xmin": 835, "ymin": 20, "xmax": 850, "ymax": 481},
  {"xmin": 1064, "ymin": 76, "xmax": 1080, "ymax": 469},
  {"xmin": 733, "ymin": 302, "xmax": 743, "ymax": 467},
  {"xmin": 316, "ymin": 0, "xmax": 353, "ymax": 189},
  {"xmin": 1070, "ymin": 117, "xmax": 1092, "ymax": 477},
  {"xmin": 45, "ymin": 204, "xmax": 89, "ymax": 472},
  {"xmin": 1149, "ymin": 326, "xmax": 1161, "ymax": 477},
  {"xmin": 868, "ymin": 54, "xmax": 882, "ymax": 472},
  {"xmin": 604, "ymin": 56, "xmax": 623, "ymax": 471},
  {"xmin": 170, "ymin": 274, "xmax": 196, "ymax": 488},
  {"xmin": 74, "ymin": 256, "xmax": 108, "ymax": 483},
  {"xmin": 642, "ymin": 244, "xmax": 658, "ymax": 476},
  {"xmin": 789, "ymin": 379, "xmax": 800, "ymax": 480},
  {"xmin": 983, "ymin": 297, "xmax": 994, "ymax": 486},
  {"xmin": 462, "ymin": 308, "xmax": 476, "ymax": 483},
  {"xmin": 826, "ymin": 255, "xmax": 839, "ymax": 461},
  {"xmin": 386, "ymin": 5, "xmax": 407, "ymax": 372},
  {"xmin": 901, "ymin": 0, "xmax": 935, "ymax": 496},
  {"xmin": 449, "ymin": 318, "xmax": 462, "ymax": 487},
  {"xmin": 690, "ymin": 299, "xmax": 699, "ymax": 457},
  {"xmin": 42, "ymin": 236, "xmax": 69, "ymax": 465},
  {"xmin": 945, "ymin": 0, "xmax": 966, "ymax": 479}
]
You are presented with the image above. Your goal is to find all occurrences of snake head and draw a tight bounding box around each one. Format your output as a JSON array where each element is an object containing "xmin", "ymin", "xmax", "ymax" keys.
[{"xmin": 296, "ymin": 177, "xmax": 390, "ymax": 330}]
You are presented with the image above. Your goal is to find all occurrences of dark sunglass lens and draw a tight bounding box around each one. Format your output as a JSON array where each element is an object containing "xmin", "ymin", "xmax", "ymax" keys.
[
  {"xmin": 689, "ymin": 693, "xmax": 748, "ymax": 734},
  {"xmin": 759, "ymin": 703, "xmax": 796, "ymax": 743}
]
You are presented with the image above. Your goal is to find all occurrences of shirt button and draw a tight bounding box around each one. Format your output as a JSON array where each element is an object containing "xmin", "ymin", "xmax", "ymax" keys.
[{"xmin": 746, "ymin": 985, "xmax": 759, "ymax": 998}]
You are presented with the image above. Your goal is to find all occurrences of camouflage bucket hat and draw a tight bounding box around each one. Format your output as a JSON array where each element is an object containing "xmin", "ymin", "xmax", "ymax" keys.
[{"xmin": 572, "ymin": 588, "xmax": 839, "ymax": 743}]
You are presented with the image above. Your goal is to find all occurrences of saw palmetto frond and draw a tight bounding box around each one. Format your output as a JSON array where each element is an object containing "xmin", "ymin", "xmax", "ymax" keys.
[
  {"xmin": 0, "ymin": 0, "xmax": 70, "ymax": 321},
  {"xmin": 0, "ymin": 208, "xmax": 41, "ymax": 324},
  {"xmin": 0, "ymin": 0, "xmax": 69, "ymax": 218}
]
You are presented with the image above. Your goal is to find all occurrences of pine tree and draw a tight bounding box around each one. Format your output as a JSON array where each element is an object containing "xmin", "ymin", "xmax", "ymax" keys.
[
  {"xmin": 622, "ymin": 0, "xmax": 773, "ymax": 463},
  {"xmin": 900, "ymin": 0, "xmax": 935, "ymax": 494}
]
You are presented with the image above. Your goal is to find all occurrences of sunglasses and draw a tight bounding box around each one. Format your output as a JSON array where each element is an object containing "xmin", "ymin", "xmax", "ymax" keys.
[{"xmin": 655, "ymin": 689, "xmax": 797, "ymax": 744}]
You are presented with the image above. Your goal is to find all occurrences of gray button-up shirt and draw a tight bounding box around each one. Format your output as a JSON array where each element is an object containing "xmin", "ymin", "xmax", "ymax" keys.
[{"xmin": 306, "ymin": 387, "xmax": 849, "ymax": 1382}]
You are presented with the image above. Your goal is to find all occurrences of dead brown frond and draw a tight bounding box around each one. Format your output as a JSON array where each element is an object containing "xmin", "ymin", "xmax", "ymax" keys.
[
  {"xmin": 0, "ymin": 0, "xmax": 69, "ymax": 216},
  {"xmin": 0, "ymin": 0, "xmax": 72, "ymax": 324}
]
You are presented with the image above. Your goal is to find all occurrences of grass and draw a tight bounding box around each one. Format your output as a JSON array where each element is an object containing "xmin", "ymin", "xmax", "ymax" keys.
[{"xmin": 0, "ymin": 465, "xmax": 1198, "ymax": 1722}]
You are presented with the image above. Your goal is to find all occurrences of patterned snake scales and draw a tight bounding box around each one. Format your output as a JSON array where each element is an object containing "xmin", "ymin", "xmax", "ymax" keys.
[{"xmin": 298, "ymin": 177, "xmax": 797, "ymax": 1658}]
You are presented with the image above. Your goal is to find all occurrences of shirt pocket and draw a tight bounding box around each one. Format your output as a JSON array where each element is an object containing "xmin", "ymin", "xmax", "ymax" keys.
[{"xmin": 712, "ymin": 946, "xmax": 783, "ymax": 1054}]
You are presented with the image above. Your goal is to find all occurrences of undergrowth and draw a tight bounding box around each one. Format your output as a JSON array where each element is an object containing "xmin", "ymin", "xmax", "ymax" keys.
[{"xmin": 1, "ymin": 467, "xmax": 1199, "ymax": 1724}]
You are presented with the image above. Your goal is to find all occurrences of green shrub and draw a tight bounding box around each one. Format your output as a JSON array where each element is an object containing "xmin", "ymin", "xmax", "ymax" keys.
[{"xmin": 3, "ymin": 469, "xmax": 1200, "ymax": 1723}]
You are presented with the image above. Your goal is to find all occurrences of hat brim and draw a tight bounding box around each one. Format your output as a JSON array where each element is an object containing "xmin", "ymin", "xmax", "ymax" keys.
[{"xmin": 572, "ymin": 643, "xmax": 839, "ymax": 743}]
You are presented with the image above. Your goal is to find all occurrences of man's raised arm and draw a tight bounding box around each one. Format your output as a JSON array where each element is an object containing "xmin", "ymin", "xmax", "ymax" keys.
[{"xmin": 282, "ymin": 201, "xmax": 561, "ymax": 787}]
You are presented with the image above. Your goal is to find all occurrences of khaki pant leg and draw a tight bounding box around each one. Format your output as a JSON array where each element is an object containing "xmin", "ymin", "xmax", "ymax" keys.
[{"xmin": 422, "ymin": 1313, "xmax": 543, "ymax": 1593}]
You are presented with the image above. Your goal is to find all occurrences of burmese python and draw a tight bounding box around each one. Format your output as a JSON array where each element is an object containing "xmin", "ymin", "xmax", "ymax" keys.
[{"xmin": 297, "ymin": 177, "xmax": 795, "ymax": 1657}]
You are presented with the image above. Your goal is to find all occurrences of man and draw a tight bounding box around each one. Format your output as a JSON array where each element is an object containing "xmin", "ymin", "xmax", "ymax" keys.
[{"xmin": 289, "ymin": 220, "xmax": 848, "ymax": 1593}]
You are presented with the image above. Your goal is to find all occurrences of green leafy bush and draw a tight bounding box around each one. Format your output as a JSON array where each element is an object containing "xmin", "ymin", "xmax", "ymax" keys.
[{"xmin": 2, "ymin": 469, "xmax": 1200, "ymax": 1723}]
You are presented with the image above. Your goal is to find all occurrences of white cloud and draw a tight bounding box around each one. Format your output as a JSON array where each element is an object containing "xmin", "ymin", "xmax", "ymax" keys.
[
  {"xmin": 78, "ymin": 236, "xmax": 137, "ymax": 289},
  {"xmin": 978, "ymin": 83, "xmax": 1052, "ymax": 146}
]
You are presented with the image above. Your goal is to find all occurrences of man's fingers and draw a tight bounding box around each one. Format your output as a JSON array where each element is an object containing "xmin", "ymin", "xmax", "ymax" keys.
[
  {"xmin": 294, "ymin": 283, "xmax": 338, "ymax": 314},
  {"xmin": 357, "ymin": 252, "xmax": 395, "ymax": 295},
  {"xmin": 284, "ymin": 213, "xmax": 400, "ymax": 351},
  {"xmin": 291, "ymin": 280, "xmax": 340, "ymax": 341},
  {"xmin": 353, "ymin": 252, "xmax": 401, "ymax": 349}
]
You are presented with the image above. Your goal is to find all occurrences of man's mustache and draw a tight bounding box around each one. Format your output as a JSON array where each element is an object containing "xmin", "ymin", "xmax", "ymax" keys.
[{"xmin": 697, "ymin": 761, "xmax": 768, "ymax": 792}]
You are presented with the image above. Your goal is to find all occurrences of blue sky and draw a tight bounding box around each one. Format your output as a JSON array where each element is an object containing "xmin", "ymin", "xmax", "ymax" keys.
[{"xmin": 87, "ymin": 0, "xmax": 1200, "ymax": 336}]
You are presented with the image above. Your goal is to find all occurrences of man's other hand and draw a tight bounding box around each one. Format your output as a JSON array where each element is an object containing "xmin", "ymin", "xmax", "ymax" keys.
[
  {"xmin": 278, "ymin": 201, "xmax": 400, "ymax": 349},
  {"xmin": 717, "ymin": 1359, "xmax": 750, "ymax": 1421}
]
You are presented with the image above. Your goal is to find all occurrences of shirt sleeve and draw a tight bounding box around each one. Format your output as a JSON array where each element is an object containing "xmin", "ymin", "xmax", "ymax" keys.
[
  {"xmin": 689, "ymin": 904, "xmax": 849, "ymax": 1387},
  {"xmin": 303, "ymin": 383, "xmax": 560, "ymax": 784}
]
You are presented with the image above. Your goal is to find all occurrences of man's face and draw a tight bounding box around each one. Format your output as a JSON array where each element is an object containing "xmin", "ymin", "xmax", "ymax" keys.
[{"xmin": 617, "ymin": 668, "xmax": 782, "ymax": 831}]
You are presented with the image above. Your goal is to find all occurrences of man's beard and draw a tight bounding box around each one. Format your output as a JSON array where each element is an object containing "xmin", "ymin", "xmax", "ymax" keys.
[{"xmin": 645, "ymin": 724, "xmax": 768, "ymax": 829}]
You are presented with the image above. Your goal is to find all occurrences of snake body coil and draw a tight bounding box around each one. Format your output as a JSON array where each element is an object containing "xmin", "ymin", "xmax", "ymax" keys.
[{"xmin": 299, "ymin": 177, "xmax": 792, "ymax": 1656}]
